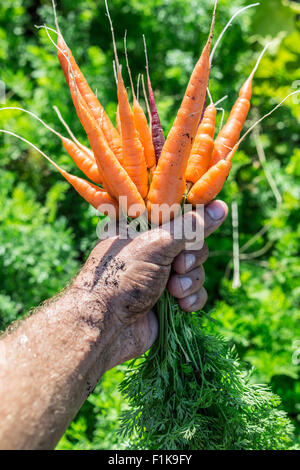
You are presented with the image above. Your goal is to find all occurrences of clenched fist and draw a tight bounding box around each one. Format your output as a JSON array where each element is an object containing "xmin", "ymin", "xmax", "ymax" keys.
[{"xmin": 72, "ymin": 200, "xmax": 228, "ymax": 368}]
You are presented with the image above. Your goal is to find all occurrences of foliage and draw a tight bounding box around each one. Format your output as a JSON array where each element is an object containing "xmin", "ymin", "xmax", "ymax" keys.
[
  {"xmin": 0, "ymin": 168, "xmax": 78, "ymax": 330},
  {"xmin": 120, "ymin": 294, "xmax": 294, "ymax": 450},
  {"xmin": 0, "ymin": 0, "xmax": 299, "ymax": 449}
]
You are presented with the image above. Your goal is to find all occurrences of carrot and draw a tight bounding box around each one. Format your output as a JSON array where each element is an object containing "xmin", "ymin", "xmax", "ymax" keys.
[
  {"xmin": 57, "ymin": 36, "xmax": 122, "ymax": 162},
  {"xmin": 52, "ymin": 106, "xmax": 103, "ymax": 183},
  {"xmin": 185, "ymin": 103, "xmax": 216, "ymax": 184},
  {"xmin": 140, "ymin": 74, "xmax": 156, "ymax": 177},
  {"xmin": 57, "ymin": 167, "xmax": 117, "ymax": 216},
  {"xmin": 124, "ymin": 33, "xmax": 156, "ymax": 172},
  {"xmin": 185, "ymin": 94, "xmax": 227, "ymax": 183},
  {"xmin": 67, "ymin": 68, "xmax": 115, "ymax": 195},
  {"xmin": 198, "ymin": 91, "xmax": 208, "ymax": 127},
  {"xmin": 210, "ymin": 43, "xmax": 270, "ymax": 167},
  {"xmin": 51, "ymin": 8, "xmax": 123, "ymax": 165},
  {"xmin": 68, "ymin": 67, "xmax": 145, "ymax": 217},
  {"xmin": 138, "ymin": 73, "xmax": 156, "ymax": 179},
  {"xmin": 61, "ymin": 137, "xmax": 102, "ymax": 184},
  {"xmin": 188, "ymin": 90, "xmax": 300, "ymax": 205},
  {"xmin": 105, "ymin": 1, "xmax": 148, "ymax": 199},
  {"xmin": 147, "ymin": 0, "xmax": 218, "ymax": 223},
  {"xmin": 0, "ymin": 129, "xmax": 118, "ymax": 218},
  {"xmin": 188, "ymin": 152, "xmax": 233, "ymax": 205},
  {"xmin": 0, "ymin": 106, "xmax": 103, "ymax": 185},
  {"xmin": 116, "ymin": 104, "xmax": 121, "ymax": 135},
  {"xmin": 143, "ymin": 35, "xmax": 165, "ymax": 163}
]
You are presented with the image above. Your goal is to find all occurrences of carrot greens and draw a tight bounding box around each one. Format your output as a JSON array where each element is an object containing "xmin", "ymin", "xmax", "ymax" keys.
[{"xmin": 119, "ymin": 298, "xmax": 293, "ymax": 449}]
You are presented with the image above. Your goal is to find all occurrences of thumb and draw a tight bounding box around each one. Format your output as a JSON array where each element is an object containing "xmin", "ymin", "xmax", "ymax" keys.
[
  {"xmin": 161, "ymin": 200, "xmax": 228, "ymax": 255},
  {"xmin": 203, "ymin": 200, "xmax": 228, "ymax": 238},
  {"xmin": 137, "ymin": 200, "xmax": 227, "ymax": 262}
]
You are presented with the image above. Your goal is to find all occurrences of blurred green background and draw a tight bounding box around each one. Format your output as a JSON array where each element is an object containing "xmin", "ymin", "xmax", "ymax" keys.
[{"xmin": 0, "ymin": 0, "xmax": 299, "ymax": 449}]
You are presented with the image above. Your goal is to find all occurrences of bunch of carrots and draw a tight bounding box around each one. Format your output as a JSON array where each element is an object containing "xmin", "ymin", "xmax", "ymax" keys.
[
  {"xmin": 1, "ymin": 0, "xmax": 296, "ymax": 229},
  {"xmin": 51, "ymin": 0, "xmax": 251, "ymax": 224},
  {"xmin": 52, "ymin": 0, "xmax": 220, "ymax": 223}
]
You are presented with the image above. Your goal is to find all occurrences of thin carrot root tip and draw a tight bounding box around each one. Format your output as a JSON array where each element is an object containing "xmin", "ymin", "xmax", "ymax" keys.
[{"xmin": 210, "ymin": 3, "xmax": 260, "ymax": 66}]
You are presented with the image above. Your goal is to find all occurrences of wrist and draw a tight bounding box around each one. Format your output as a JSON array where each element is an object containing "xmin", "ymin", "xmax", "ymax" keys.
[{"xmin": 64, "ymin": 286, "xmax": 124, "ymax": 373}]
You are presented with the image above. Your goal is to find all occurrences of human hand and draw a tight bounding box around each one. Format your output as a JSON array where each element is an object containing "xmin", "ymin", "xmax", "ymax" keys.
[{"xmin": 71, "ymin": 200, "xmax": 228, "ymax": 370}]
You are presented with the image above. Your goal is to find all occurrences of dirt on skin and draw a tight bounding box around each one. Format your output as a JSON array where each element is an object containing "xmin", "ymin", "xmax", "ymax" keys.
[{"xmin": 92, "ymin": 255, "xmax": 126, "ymax": 290}]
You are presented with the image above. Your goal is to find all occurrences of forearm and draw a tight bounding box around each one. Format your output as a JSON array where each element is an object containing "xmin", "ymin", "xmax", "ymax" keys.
[{"xmin": 0, "ymin": 287, "xmax": 119, "ymax": 450}]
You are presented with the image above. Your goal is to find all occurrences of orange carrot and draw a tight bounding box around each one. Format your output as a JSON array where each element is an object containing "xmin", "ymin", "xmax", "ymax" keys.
[
  {"xmin": 147, "ymin": 0, "xmax": 218, "ymax": 223},
  {"xmin": 117, "ymin": 77, "xmax": 148, "ymax": 198},
  {"xmin": 132, "ymin": 91, "xmax": 156, "ymax": 172},
  {"xmin": 105, "ymin": 4, "xmax": 148, "ymax": 199},
  {"xmin": 210, "ymin": 43, "xmax": 270, "ymax": 167},
  {"xmin": 188, "ymin": 90, "xmax": 300, "ymax": 205},
  {"xmin": 187, "ymin": 151, "xmax": 233, "ymax": 205},
  {"xmin": 60, "ymin": 167, "xmax": 118, "ymax": 217},
  {"xmin": 0, "ymin": 129, "xmax": 118, "ymax": 218},
  {"xmin": 56, "ymin": 35, "xmax": 123, "ymax": 164},
  {"xmin": 61, "ymin": 137, "xmax": 102, "ymax": 184},
  {"xmin": 185, "ymin": 103, "xmax": 216, "ymax": 184},
  {"xmin": 124, "ymin": 34, "xmax": 156, "ymax": 172},
  {"xmin": 185, "ymin": 93, "xmax": 227, "ymax": 183},
  {"xmin": 0, "ymin": 106, "xmax": 102, "ymax": 185},
  {"xmin": 116, "ymin": 104, "xmax": 121, "ymax": 135},
  {"xmin": 68, "ymin": 67, "xmax": 145, "ymax": 217}
]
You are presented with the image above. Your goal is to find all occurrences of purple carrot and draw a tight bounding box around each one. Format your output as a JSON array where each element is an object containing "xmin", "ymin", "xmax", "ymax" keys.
[
  {"xmin": 148, "ymin": 78, "xmax": 165, "ymax": 163},
  {"xmin": 143, "ymin": 35, "xmax": 165, "ymax": 163}
]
